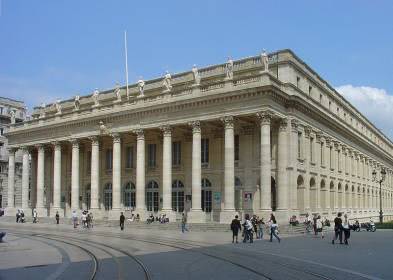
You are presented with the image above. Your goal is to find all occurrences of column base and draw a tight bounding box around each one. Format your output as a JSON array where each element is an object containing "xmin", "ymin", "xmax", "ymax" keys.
[
  {"xmin": 273, "ymin": 209, "xmax": 290, "ymax": 224},
  {"xmin": 134, "ymin": 208, "xmax": 148, "ymax": 221},
  {"xmin": 160, "ymin": 209, "xmax": 177, "ymax": 223},
  {"xmin": 187, "ymin": 209, "xmax": 205, "ymax": 223},
  {"xmin": 50, "ymin": 207, "xmax": 64, "ymax": 217},
  {"xmin": 258, "ymin": 209, "xmax": 273, "ymax": 220},
  {"xmin": 108, "ymin": 208, "xmax": 122, "ymax": 220},
  {"xmin": 5, "ymin": 207, "xmax": 17, "ymax": 217},
  {"xmin": 219, "ymin": 210, "xmax": 238, "ymax": 224},
  {"xmin": 88, "ymin": 208, "xmax": 103, "ymax": 220},
  {"xmin": 36, "ymin": 207, "xmax": 48, "ymax": 218}
]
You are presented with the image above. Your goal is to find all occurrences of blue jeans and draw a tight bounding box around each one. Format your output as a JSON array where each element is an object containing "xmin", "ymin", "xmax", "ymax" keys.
[
  {"xmin": 181, "ymin": 223, "xmax": 188, "ymax": 233},
  {"xmin": 258, "ymin": 227, "xmax": 264, "ymax": 239},
  {"xmin": 270, "ymin": 226, "xmax": 280, "ymax": 242}
]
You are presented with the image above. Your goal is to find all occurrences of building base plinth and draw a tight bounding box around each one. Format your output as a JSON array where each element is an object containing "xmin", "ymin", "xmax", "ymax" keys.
[
  {"xmin": 36, "ymin": 207, "xmax": 48, "ymax": 218},
  {"xmin": 274, "ymin": 209, "xmax": 290, "ymax": 224},
  {"xmin": 187, "ymin": 210, "xmax": 205, "ymax": 223},
  {"xmin": 49, "ymin": 207, "xmax": 64, "ymax": 217},
  {"xmin": 219, "ymin": 210, "xmax": 238, "ymax": 224},
  {"xmin": 160, "ymin": 209, "xmax": 177, "ymax": 223},
  {"xmin": 5, "ymin": 207, "xmax": 16, "ymax": 217},
  {"xmin": 258, "ymin": 209, "xmax": 273, "ymax": 220},
  {"xmin": 108, "ymin": 209, "xmax": 122, "ymax": 220},
  {"xmin": 134, "ymin": 208, "xmax": 148, "ymax": 221}
]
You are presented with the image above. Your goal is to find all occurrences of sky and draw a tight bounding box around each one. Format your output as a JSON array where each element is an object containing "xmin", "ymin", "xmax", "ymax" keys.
[{"xmin": 1, "ymin": 0, "xmax": 393, "ymax": 138}]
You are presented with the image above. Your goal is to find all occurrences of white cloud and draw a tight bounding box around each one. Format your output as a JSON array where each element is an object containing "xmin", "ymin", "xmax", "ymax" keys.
[{"xmin": 335, "ymin": 85, "xmax": 393, "ymax": 140}]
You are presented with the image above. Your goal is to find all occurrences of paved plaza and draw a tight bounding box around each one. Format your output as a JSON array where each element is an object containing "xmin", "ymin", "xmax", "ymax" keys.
[{"xmin": 0, "ymin": 221, "xmax": 391, "ymax": 280}]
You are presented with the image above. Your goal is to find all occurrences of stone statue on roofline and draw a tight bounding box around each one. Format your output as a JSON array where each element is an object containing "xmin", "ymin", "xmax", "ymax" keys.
[
  {"xmin": 225, "ymin": 57, "xmax": 234, "ymax": 79},
  {"xmin": 74, "ymin": 95, "xmax": 80, "ymax": 110},
  {"xmin": 192, "ymin": 64, "xmax": 200, "ymax": 85},
  {"xmin": 55, "ymin": 99, "xmax": 62, "ymax": 115},
  {"xmin": 39, "ymin": 103, "xmax": 46, "ymax": 118},
  {"xmin": 9, "ymin": 110, "xmax": 16, "ymax": 124},
  {"xmin": 92, "ymin": 88, "xmax": 100, "ymax": 107},
  {"xmin": 138, "ymin": 78, "xmax": 145, "ymax": 97},
  {"xmin": 163, "ymin": 71, "xmax": 172, "ymax": 92},
  {"xmin": 114, "ymin": 82, "xmax": 121, "ymax": 102},
  {"xmin": 261, "ymin": 49, "xmax": 269, "ymax": 72}
]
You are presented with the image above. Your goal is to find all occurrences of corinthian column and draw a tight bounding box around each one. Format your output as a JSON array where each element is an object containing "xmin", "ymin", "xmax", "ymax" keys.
[
  {"xmin": 52, "ymin": 142, "xmax": 62, "ymax": 214},
  {"xmin": 90, "ymin": 136, "xmax": 100, "ymax": 210},
  {"xmin": 7, "ymin": 148, "xmax": 16, "ymax": 209},
  {"xmin": 161, "ymin": 125, "xmax": 172, "ymax": 211},
  {"xmin": 21, "ymin": 147, "xmax": 30, "ymax": 210},
  {"xmin": 277, "ymin": 118, "xmax": 289, "ymax": 214},
  {"xmin": 257, "ymin": 111, "xmax": 272, "ymax": 212},
  {"xmin": 112, "ymin": 133, "xmax": 121, "ymax": 212},
  {"xmin": 36, "ymin": 145, "xmax": 46, "ymax": 216},
  {"xmin": 187, "ymin": 121, "xmax": 204, "ymax": 223},
  {"xmin": 135, "ymin": 129, "xmax": 146, "ymax": 214},
  {"xmin": 71, "ymin": 140, "xmax": 80, "ymax": 211}
]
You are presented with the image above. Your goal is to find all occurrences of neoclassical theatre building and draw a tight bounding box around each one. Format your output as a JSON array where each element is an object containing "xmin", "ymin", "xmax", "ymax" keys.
[{"xmin": 5, "ymin": 49, "xmax": 393, "ymax": 223}]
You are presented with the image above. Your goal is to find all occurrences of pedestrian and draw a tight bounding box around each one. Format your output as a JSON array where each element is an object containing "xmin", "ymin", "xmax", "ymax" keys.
[
  {"xmin": 242, "ymin": 214, "xmax": 253, "ymax": 243},
  {"xmin": 81, "ymin": 211, "xmax": 87, "ymax": 228},
  {"xmin": 120, "ymin": 212, "xmax": 125, "ymax": 231},
  {"xmin": 268, "ymin": 213, "xmax": 280, "ymax": 243},
  {"xmin": 20, "ymin": 210, "xmax": 25, "ymax": 223},
  {"xmin": 257, "ymin": 217, "xmax": 265, "ymax": 240},
  {"xmin": 86, "ymin": 213, "xmax": 91, "ymax": 229},
  {"xmin": 230, "ymin": 215, "xmax": 242, "ymax": 243},
  {"xmin": 33, "ymin": 209, "xmax": 38, "ymax": 223},
  {"xmin": 89, "ymin": 212, "xmax": 94, "ymax": 228},
  {"xmin": 332, "ymin": 212, "xmax": 343, "ymax": 244},
  {"xmin": 181, "ymin": 213, "xmax": 188, "ymax": 233},
  {"xmin": 16, "ymin": 209, "xmax": 20, "ymax": 223},
  {"xmin": 72, "ymin": 210, "xmax": 78, "ymax": 228},
  {"xmin": 342, "ymin": 214, "xmax": 350, "ymax": 245},
  {"xmin": 251, "ymin": 215, "xmax": 258, "ymax": 239},
  {"xmin": 316, "ymin": 215, "xmax": 324, "ymax": 238},
  {"xmin": 313, "ymin": 214, "xmax": 318, "ymax": 235},
  {"xmin": 55, "ymin": 211, "xmax": 60, "ymax": 225}
]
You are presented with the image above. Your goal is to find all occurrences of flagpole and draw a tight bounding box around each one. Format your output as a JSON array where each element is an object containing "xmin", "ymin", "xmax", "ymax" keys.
[{"xmin": 124, "ymin": 30, "xmax": 129, "ymax": 99}]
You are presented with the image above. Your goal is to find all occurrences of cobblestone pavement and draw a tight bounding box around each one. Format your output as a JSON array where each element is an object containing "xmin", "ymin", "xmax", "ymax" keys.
[{"xmin": 0, "ymin": 221, "xmax": 391, "ymax": 280}]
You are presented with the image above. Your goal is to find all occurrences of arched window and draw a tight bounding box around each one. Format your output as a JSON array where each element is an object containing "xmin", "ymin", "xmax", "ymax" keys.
[
  {"xmin": 201, "ymin": 178, "xmax": 212, "ymax": 212},
  {"xmin": 146, "ymin": 180, "xmax": 159, "ymax": 212},
  {"xmin": 124, "ymin": 182, "xmax": 136, "ymax": 208},
  {"xmin": 172, "ymin": 180, "xmax": 184, "ymax": 212},
  {"xmin": 104, "ymin": 183, "xmax": 112, "ymax": 211}
]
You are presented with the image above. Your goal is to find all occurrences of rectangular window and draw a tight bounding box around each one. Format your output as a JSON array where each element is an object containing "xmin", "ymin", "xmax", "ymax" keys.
[
  {"xmin": 296, "ymin": 76, "xmax": 300, "ymax": 88},
  {"xmin": 235, "ymin": 135, "xmax": 240, "ymax": 161},
  {"xmin": 126, "ymin": 146, "xmax": 134, "ymax": 169},
  {"xmin": 0, "ymin": 107, "xmax": 3, "ymax": 114},
  {"xmin": 337, "ymin": 150, "xmax": 341, "ymax": 171},
  {"xmin": 172, "ymin": 141, "xmax": 181, "ymax": 166},
  {"xmin": 308, "ymin": 86, "xmax": 312, "ymax": 96},
  {"xmin": 0, "ymin": 128, "xmax": 3, "ymax": 136},
  {"xmin": 148, "ymin": 144, "xmax": 156, "ymax": 168},
  {"xmin": 201, "ymin": 138, "xmax": 209, "ymax": 165},
  {"xmin": 319, "ymin": 94, "xmax": 323, "ymax": 103},
  {"xmin": 297, "ymin": 132, "xmax": 302, "ymax": 159},
  {"xmin": 330, "ymin": 147, "xmax": 333, "ymax": 169},
  {"xmin": 310, "ymin": 137, "xmax": 314, "ymax": 163},
  {"xmin": 106, "ymin": 149, "xmax": 113, "ymax": 170}
]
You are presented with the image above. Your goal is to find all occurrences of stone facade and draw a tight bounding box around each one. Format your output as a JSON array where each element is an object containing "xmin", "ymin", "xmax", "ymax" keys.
[
  {"xmin": 5, "ymin": 49, "xmax": 393, "ymax": 223},
  {"xmin": 0, "ymin": 97, "xmax": 27, "ymax": 209}
]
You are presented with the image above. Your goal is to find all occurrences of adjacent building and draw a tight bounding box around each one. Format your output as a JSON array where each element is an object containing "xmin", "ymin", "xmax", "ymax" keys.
[
  {"xmin": 5, "ymin": 50, "xmax": 393, "ymax": 223},
  {"xmin": 0, "ymin": 97, "xmax": 27, "ymax": 209}
]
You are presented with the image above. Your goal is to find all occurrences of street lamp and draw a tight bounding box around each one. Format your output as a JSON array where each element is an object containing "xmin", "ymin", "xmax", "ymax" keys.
[{"xmin": 372, "ymin": 168, "xmax": 386, "ymax": 223}]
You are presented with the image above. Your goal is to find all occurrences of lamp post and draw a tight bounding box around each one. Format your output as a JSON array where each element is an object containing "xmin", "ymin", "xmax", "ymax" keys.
[{"xmin": 372, "ymin": 168, "xmax": 386, "ymax": 223}]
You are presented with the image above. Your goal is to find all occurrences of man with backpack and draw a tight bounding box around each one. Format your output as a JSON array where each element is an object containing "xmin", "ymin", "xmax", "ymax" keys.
[{"xmin": 230, "ymin": 215, "xmax": 242, "ymax": 243}]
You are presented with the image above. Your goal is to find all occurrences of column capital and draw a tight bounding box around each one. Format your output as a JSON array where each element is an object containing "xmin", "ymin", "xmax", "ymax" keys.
[
  {"xmin": 160, "ymin": 124, "xmax": 172, "ymax": 136},
  {"xmin": 35, "ymin": 144, "xmax": 45, "ymax": 152},
  {"xmin": 304, "ymin": 125, "xmax": 312, "ymax": 138},
  {"xmin": 278, "ymin": 118, "xmax": 288, "ymax": 131},
  {"xmin": 7, "ymin": 147, "xmax": 17, "ymax": 154},
  {"xmin": 188, "ymin": 120, "xmax": 201, "ymax": 133},
  {"xmin": 70, "ymin": 139, "xmax": 79, "ymax": 148},
  {"xmin": 89, "ymin": 136, "xmax": 100, "ymax": 145},
  {"xmin": 133, "ymin": 128, "xmax": 145, "ymax": 140},
  {"xmin": 315, "ymin": 131, "xmax": 323, "ymax": 143},
  {"xmin": 20, "ymin": 146, "xmax": 31, "ymax": 154},
  {"xmin": 290, "ymin": 119, "xmax": 299, "ymax": 132},
  {"xmin": 256, "ymin": 110, "xmax": 274, "ymax": 125},
  {"xmin": 220, "ymin": 116, "xmax": 234, "ymax": 129},
  {"xmin": 112, "ymin": 133, "xmax": 121, "ymax": 143}
]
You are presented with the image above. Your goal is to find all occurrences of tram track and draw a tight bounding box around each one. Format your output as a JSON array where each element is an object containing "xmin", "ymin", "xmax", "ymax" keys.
[
  {"xmin": 7, "ymin": 226, "xmax": 379, "ymax": 280},
  {"xmin": 11, "ymin": 231, "xmax": 151, "ymax": 280}
]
